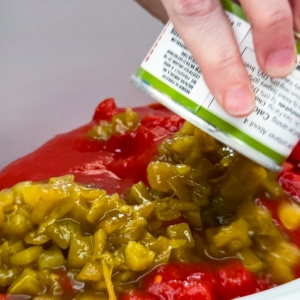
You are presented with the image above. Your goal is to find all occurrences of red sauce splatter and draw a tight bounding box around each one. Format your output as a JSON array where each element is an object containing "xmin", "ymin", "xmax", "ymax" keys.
[{"xmin": 278, "ymin": 140, "xmax": 300, "ymax": 203}]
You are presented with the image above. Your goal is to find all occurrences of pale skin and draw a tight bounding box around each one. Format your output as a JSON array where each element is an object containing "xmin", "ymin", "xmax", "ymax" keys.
[{"xmin": 135, "ymin": 0, "xmax": 300, "ymax": 117}]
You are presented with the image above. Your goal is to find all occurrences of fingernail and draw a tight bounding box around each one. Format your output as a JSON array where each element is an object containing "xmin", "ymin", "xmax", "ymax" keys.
[
  {"xmin": 224, "ymin": 86, "xmax": 255, "ymax": 117},
  {"xmin": 265, "ymin": 48, "xmax": 296, "ymax": 77}
]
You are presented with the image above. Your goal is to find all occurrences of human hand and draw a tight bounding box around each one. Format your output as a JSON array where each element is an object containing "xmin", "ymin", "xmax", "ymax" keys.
[{"xmin": 136, "ymin": 0, "xmax": 298, "ymax": 117}]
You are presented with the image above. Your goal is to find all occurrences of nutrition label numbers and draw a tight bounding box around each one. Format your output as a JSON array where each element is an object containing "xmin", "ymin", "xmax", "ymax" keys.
[
  {"xmin": 161, "ymin": 28, "xmax": 201, "ymax": 95},
  {"xmin": 242, "ymin": 47, "xmax": 300, "ymax": 150}
]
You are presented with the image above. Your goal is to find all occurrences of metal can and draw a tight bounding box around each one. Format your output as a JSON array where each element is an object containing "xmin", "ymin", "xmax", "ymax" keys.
[{"xmin": 131, "ymin": 0, "xmax": 300, "ymax": 172}]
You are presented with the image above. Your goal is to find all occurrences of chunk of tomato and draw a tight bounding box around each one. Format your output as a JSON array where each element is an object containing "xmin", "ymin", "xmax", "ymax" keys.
[
  {"xmin": 93, "ymin": 98, "xmax": 124, "ymax": 121},
  {"xmin": 214, "ymin": 261, "xmax": 257, "ymax": 300},
  {"xmin": 142, "ymin": 263, "xmax": 215, "ymax": 300}
]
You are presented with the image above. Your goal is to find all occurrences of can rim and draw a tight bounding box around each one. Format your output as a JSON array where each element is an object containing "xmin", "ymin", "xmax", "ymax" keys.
[{"xmin": 131, "ymin": 74, "xmax": 282, "ymax": 172}]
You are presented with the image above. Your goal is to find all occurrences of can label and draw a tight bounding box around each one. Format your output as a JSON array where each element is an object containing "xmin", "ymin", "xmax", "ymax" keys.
[{"xmin": 132, "ymin": 0, "xmax": 300, "ymax": 171}]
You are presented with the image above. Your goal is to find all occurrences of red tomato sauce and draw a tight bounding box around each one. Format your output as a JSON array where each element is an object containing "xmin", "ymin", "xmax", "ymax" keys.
[
  {"xmin": 0, "ymin": 99, "xmax": 184, "ymax": 195},
  {"xmin": 1, "ymin": 98, "xmax": 300, "ymax": 300},
  {"xmin": 119, "ymin": 260, "xmax": 277, "ymax": 300}
]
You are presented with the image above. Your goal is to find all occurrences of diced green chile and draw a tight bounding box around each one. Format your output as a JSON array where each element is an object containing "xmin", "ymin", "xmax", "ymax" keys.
[{"xmin": 0, "ymin": 117, "xmax": 296, "ymax": 299}]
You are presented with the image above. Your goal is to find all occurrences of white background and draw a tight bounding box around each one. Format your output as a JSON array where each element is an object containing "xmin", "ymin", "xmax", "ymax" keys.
[{"xmin": 0, "ymin": 0, "xmax": 163, "ymax": 169}]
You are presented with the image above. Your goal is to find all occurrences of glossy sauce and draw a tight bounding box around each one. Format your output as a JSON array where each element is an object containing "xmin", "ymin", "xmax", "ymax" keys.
[
  {"xmin": 0, "ymin": 99, "xmax": 184, "ymax": 195},
  {"xmin": 0, "ymin": 99, "xmax": 300, "ymax": 300}
]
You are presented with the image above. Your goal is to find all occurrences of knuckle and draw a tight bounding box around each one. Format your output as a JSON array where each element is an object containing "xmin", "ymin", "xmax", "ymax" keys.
[
  {"xmin": 172, "ymin": 0, "xmax": 218, "ymax": 19},
  {"xmin": 212, "ymin": 54, "xmax": 241, "ymax": 74},
  {"xmin": 260, "ymin": 5, "xmax": 292, "ymax": 29}
]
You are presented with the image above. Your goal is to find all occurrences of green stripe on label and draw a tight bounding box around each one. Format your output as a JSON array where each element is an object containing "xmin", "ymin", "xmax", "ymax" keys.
[
  {"xmin": 136, "ymin": 67, "xmax": 285, "ymax": 164},
  {"xmin": 197, "ymin": 107, "xmax": 286, "ymax": 164},
  {"xmin": 136, "ymin": 68, "xmax": 200, "ymax": 113},
  {"xmin": 221, "ymin": 0, "xmax": 247, "ymax": 21}
]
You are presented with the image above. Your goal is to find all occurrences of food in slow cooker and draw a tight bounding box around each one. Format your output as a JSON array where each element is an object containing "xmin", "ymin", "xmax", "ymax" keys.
[{"xmin": 0, "ymin": 99, "xmax": 300, "ymax": 300}]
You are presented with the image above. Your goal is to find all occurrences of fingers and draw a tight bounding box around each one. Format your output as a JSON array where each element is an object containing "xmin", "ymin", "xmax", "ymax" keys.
[
  {"xmin": 134, "ymin": 0, "xmax": 168, "ymax": 23},
  {"xmin": 160, "ymin": 0, "xmax": 255, "ymax": 117},
  {"xmin": 289, "ymin": 0, "xmax": 300, "ymax": 33},
  {"xmin": 240, "ymin": 0, "xmax": 296, "ymax": 78}
]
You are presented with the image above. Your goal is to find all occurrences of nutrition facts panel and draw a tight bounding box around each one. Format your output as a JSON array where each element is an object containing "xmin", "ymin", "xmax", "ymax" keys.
[
  {"xmin": 200, "ymin": 35, "xmax": 300, "ymax": 158},
  {"xmin": 136, "ymin": 10, "xmax": 300, "ymax": 165}
]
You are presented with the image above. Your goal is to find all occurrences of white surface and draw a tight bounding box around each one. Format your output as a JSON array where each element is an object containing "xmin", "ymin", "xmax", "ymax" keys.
[
  {"xmin": 0, "ymin": 0, "xmax": 162, "ymax": 169},
  {"xmin": 240, "ymin": 278, "xmax": 300, "ymax": 300}
]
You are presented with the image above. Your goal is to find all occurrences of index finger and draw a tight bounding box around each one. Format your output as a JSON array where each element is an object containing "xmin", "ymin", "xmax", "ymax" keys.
[
  {"xmin": 160, "ymin": 0, "xmax": 255, "ymax": 117},
  {"xmin": 289, "ymin": 0, "xmax": 300, "ymax": 33}
]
